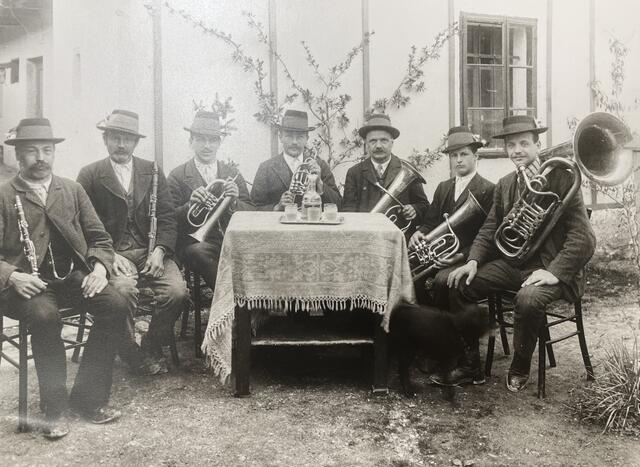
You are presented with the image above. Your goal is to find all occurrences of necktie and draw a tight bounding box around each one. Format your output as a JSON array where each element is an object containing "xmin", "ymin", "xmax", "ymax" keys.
[
  {"xmin": 376, "ymin": 164, "xmax": 385, "ymax": 179},
  {"xmin": 34, "ymin": 185, "xmax": 48, "ymax": 204}
]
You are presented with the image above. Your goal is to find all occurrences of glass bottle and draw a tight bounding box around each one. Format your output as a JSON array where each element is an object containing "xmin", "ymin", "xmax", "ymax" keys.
[{"xmin": 302, "ymin": 173, "xmax": 322, "ymax": 221}]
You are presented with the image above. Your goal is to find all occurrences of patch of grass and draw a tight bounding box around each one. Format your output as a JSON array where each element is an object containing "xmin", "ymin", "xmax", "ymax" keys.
[{"xmin": 574, "ymin": 337, "xmax": 640, "ymax": 435}]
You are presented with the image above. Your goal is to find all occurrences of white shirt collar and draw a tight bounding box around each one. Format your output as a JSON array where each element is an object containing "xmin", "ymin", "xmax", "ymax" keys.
[
  {"xmin": 370, "ymin": 157, "xmax": 391, "ymax": 174},
  {"xmin": 283, "ymin": 152, "xmax": 303, "ymax": 174},
  {"xmin": 110, "ymin": 158, "xmax": 133, "ymax": 192},
  {"xmin": 455, "ymin": 170, "xmax": 476, "ymax": 184},
  {"xmin": 194, "ymin": 158, "xmax": 218, "ymax": 184},
  {"xmin": 19, "ymin": 174, "xmax": 52, "ymax": 203}
]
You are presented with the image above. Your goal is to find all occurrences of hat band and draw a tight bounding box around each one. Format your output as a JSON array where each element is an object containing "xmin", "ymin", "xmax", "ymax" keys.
[
  {"xmin": 501, "ymin": 123, "xmax": 543, "ymax": 135},
  {"xmin": 15, "ymin": 125, "xmax": 55, "ymax": 140},
  {"xmin": 102, "ymin": 113, "xmax": 140, "ymax": 134}
]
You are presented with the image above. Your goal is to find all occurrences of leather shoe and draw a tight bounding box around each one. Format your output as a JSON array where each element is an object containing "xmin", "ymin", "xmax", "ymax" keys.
[
  {"xmin": 42, "ymin": 416, "xmax": 70, "ymax": 440},
  {"xmin": 506, "ymin": 371, "xmax": 529, "ymax": 393},
  {"xmin": 430, "ymin": 365, "xmax": 485, "ymax": 386},
  {"xmin": 77, "ymin": 406, "xmax": 122, "ymax": 424}
]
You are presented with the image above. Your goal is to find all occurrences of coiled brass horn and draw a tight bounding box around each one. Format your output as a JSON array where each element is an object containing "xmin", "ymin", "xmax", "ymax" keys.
[
  {"xmin": 409, "ymin": 192, "xmax": 487, "ymax": 282},
  {"xmin": 289, "ymin": 157, "xmax": 317, "ymax": 196},
  {"xmin": 188, "ymin": 174, "xmax": 238, "ymax": 242},
  {"xmin": 371, "ymin": 159, "xmax": 426, "ymax": 233},
  {"xmin": 495, "ymin": 111, "xmax": 632, "ymax": 262}
]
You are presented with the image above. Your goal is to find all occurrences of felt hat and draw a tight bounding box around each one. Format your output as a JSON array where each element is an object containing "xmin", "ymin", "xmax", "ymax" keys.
[
  {"xmin": 96, "ymin": 109, "xmax": 146, "ymax": 138},
  {"xmin": 493, "ymin": 115, "xmax": 547, "ymax": 139},
  {"xmin": 4, "ymin": 118, "xmax": 65, "ymax": 146},
  {"xmin": 277, "ymin": 109, "xmax": 316, "ymax": 132},
  {"xmin": 443, "ymin": 126, "xmax": 485, "ymax": 153},
  {"xmin": 184, "ymin": 110, "xmax": 225, "ymax": 137},
  {"xmin": 358, "ymin": 113, "xmax": 400, "ymax": 140}
]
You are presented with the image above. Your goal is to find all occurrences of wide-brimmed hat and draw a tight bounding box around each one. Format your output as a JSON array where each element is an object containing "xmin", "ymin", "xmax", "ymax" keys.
[
  {"xmin": 4, "ymin": 118, "xmax": 65, "ymax": 146},
  {"xmin": 96, "ymin": 109, "xmax": 146, "ymax": 138},
  {"xmin": 493, "ymin": 115, "xmax": 547, "ymax": 139},
  {"xmin": 358, "ymin": 113, "xmax": 400, "ymax": 140},
  {"xmin": 277, "ymin": 109, "xmax": 315, "ymax": 132},
  {"xmin": 184, "ymin": 110, "xmax": 225, "ymax": 137},
  {"xmin": 443, "ymin": 126, "xmax": 485, "ymax": 153}
]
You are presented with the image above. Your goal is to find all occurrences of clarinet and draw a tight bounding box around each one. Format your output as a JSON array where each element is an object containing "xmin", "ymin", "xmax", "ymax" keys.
[
  {"xmin": 15, "ymin": 195, "xmax": 39, "ymax": 276},
  {"xmin": 147, "ymin": 162, "xmax": 159, "ymax": 256}
]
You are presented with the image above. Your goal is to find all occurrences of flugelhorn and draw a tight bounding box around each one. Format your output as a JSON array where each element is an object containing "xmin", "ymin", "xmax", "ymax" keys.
[
  {"xmin": 15, "ymin": 195, "xmax": 39, "ymax": 276},
  {"xmin": 187, "ymin": 173, "xmax": 239, "ymax": 228},
  {"xmin": 189, "ymin": 174, "xmax": 239, "ymax": 242},
  {"xmin": 495, "ymin": 111, "xmax": 632, "ymax": 262},
  {"xmin": 289, "ymin": 156, "xmax": 317, "ymax": 197},
  {"xmin": 409, "ymin": 192, "xmax": 487, "ymax": 282},
  {"xmin": 371, "ymin": 159, "xmax": 425, "ymax": 233}
]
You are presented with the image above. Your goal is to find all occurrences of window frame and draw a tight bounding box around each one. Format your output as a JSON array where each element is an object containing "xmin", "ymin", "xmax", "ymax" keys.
[{"xmin": 460, "ymin": 12, "xmax": 538, "ymax": 158}]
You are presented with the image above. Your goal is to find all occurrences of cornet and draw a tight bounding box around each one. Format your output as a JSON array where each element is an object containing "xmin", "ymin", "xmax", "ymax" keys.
[
  {"xmin": 289, "ymin": 157, "xmax": 317, "ymax": 196},
  {"xmin": 187, "ymin": 174, "xmax": 239, "ymax": 228}
]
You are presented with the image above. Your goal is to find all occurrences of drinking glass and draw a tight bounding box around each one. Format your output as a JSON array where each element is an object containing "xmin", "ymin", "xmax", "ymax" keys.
[
  {"xmin": 323, "ymin": 203, "xmax": 338, "ymax": 222},
  {"xmin": 284, "ymin": 203, "xmax": 298, "ymax": 221}
]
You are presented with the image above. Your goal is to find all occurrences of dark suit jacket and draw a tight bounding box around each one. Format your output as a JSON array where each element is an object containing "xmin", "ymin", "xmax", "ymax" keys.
[
  {"xmin": 342, "ymin": 154, "xmax": 430, "ymax": 223},
  {"xmin": 467, "ymin": 169, "xmax": 596, "ymax": 301},
  {"xmin": 251, "ymin": 153, "xmax": 342, "ymax": 211},
  {"xmin": 76, "ymin": 156, "xmax": 177, "ymax": 255},
  {"xmin": 418, "ymin": 173, "xmax": 494, "ymax": 258},
  {"xmin": 0, "ymin": 175, "xmax": 114, "ymax": 289},
  {"xmin": 167, "ymin": 158, "xmax": 254, "ymax": 251}
]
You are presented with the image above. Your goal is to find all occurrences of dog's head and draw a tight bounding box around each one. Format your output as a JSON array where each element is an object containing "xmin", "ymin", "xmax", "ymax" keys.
[{"xmin": 450, "ymin": 307, "xmax": 496, "ymax": 343}]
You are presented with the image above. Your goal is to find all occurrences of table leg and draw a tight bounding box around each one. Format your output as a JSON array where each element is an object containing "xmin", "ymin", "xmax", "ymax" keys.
[
  {"xmin": 233, "ymin": 305, "xmax": 251, "ymax": 397},
  {"xmin": 372, "ymin": 315, "xmax": 389, "ymax": 395}
]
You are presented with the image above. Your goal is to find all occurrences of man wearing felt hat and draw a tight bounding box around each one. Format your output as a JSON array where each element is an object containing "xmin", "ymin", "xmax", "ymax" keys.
[
  {"xmin": 77, "ymin": 109, "xmax": 188, "ymax": 376},
  {"xmin": 0, "ymin": 118, "xmax": 128, "ymax": 438},
  {"xmin": 251, "ymin": 109, "xmax": 342, "ymax": 210},
  {"xmin": 409, "ymin": 126, "xmax": 495, "ymax": 305},
  {"xmin": 446, "ymin": 115, "xmax": 595, "ymax": 391},
  {"xmin": 168, "ymin": 110, "xmax": 253, "ymax": 291},
  {"xmin": 342, "ymin": 113, "xmax": 430, "ymax": 229}
]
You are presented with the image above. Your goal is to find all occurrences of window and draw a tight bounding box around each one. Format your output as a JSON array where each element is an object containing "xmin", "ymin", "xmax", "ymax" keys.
[{"xmin": 460, "ymin": 13, "xmax": 537, "ymax": 154}]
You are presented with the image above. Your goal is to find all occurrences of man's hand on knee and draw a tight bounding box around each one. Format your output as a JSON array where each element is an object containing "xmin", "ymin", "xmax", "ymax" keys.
[
  {"xmin": 113, "ymin": 253, "xmax": 136, "ymax": 277},
  {"xmin": 8, "ymin": 271, "xmax": 47, "ymax": 299},
  {"xmin": 447, "ymin": 260, "xmax": 478, "ymax": 289},
  {"xmin": 521, "ymin": 269, "xmax": 559, "ymax": 287}
]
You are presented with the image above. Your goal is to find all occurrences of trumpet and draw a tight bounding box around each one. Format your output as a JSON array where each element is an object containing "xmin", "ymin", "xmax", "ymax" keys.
[
  {"xmin": 409, "ymin": 192, "xmax": 487, "ymax": 282},
  {"xmin": 289, "ymin": 156, "xmax": 317, "ymax": 196},
  {"xmin": 187, "ymin": 173, "xmax": 239, "ymax": 228},
  {"xmin": 15, "ymin": 195, "xmax": 39, "ymax": 276}
]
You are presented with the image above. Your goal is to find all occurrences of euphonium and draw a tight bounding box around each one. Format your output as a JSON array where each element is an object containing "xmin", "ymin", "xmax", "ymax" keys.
[
  {"xmin": 15, "ymin": 195, "xmax": 39, "ymax": 276},
  {"xmin": 495, "ymin": 157, "xmax": 581, "ymax": 261},
  {"xmin": 189, "ymin": 173, "xmax": 239, "ymax": 242},
  {"xmin": 187, "ymin": 174, "xmax": 239, "ymax": 228},
  {"xmin": 495, "ymin": 111, "xmax": 632, "ymax": 262},
  {"xmin": 409, "ymin": 192, "xmax": 487, "ymax": 282},
  {"xmin": 371, "ymin": 159, "xmax": 425, "ymax": 233},
  {"xmin": 289, "ymin": 156, "xmax": 317, "ymax": 197}
]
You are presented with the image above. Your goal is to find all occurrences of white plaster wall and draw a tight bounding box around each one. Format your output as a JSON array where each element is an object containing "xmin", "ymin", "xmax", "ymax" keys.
[
  {"xmin": 0, "ymin": 27, "xmax": 51, "ymax": 169},
  {"xmin": 161, "ymin": 0, "xmax": 270, "ymax": 183}
]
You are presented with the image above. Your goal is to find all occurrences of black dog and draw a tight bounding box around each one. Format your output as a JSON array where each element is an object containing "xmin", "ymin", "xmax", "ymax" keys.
[{"xmin": 389, "ymin": 302, "xmax": 494, "ymax": 400}]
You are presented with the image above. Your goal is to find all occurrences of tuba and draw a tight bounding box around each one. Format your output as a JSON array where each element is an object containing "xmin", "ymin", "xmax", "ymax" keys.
[
  {"xmin": 188, "ymin": 174, "xmax": 239, "ymax": 242},
  {"xmin": 371, "ymin": 159, "xmax": 426, "ymax": 233},
  {"xmin": 495, "ymin": 112, "xmax": 632, "ymax": 261},
  {"xmin": 409, "ymin": 192, "xmax": 487, "ymax": 282},
  {"xmin": 289, "ymin": 156, "xmax": 317, "ymax": 197}
]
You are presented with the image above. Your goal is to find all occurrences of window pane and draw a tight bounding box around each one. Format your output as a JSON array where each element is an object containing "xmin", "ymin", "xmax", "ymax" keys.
[
  {"xmin": 509, "ymin": 66, "xmax": 529, "ymax": 109},
  {"xmin": 480, "ymin": 66, "xmax": 504, "ymax": 108},
  {"xmin": 509, "ymin": 25, "xmax": 533, "ymax": 66},
  {"xmin": 467, "ymin": 23, "xmax": 502, "ymax": 65},
  {"xmin": 466, "ymin": 108, "xmax": 505, "ymax": 149}
]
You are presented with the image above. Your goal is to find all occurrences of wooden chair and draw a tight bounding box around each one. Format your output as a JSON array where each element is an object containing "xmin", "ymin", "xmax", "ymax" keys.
[
  {"xmin": 180, "ymin": 269, "xmax": 212, "ymax": 358},
  {"xmin": 484, "ymin": 291, "xmax": 595, "ymax": 398},
  {"xmin": 0, "ymin": 307, "xmax": 92, "ymax": 432}
]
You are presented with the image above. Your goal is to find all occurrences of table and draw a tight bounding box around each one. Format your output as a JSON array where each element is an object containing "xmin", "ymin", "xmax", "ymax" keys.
[{"xmin": 200, "ymin": 211, "xmax": 416, "ymax": 395}]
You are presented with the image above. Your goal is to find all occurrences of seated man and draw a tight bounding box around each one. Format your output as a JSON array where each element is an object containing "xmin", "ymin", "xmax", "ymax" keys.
[
  {"xmin": 168, "ymin": 111, "xmax": 254, "ymax": 290},
  {"xmin": 409, "ymin": 126, "xmax": 494, "ymax": 307},
  {"xmin": 77, "ymin": 109, "xmax": 188, "ymax": 375},
  {"xmin": 342, "ymin": 113, "xmax": 429, "ymax": 232},
  {"xmin": 251, "ymin": 109, "xmax": 342, "ymax": 211},
  {"xmin": 446, "ymin": 115, "xmax": 596, "ymax": 389},
  {"xmin": 0, "ymin": 118, "xmax": 127, "ymax": 439}
]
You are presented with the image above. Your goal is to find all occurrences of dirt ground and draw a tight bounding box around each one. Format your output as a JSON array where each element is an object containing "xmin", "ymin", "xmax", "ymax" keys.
[{"xmin": 1, "ymin": 263, "xmax": 639, "ymax": 467}]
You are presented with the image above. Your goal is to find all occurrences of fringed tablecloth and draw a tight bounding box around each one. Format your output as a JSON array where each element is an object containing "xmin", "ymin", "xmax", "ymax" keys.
[{"xmin": 201, "ymin": 211, "xmax": 416, "ymax": 383}]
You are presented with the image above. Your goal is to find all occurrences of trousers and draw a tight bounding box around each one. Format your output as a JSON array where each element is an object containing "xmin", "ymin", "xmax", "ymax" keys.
[
  {"xmin": 109, "ymin": 248, "xmax": 188, "ymax": 359},
  {"xmin": 1, "ymin": 270, "xmax": 127, "ymax": 417},
  {"xmin": 447, "ymin": 258, "xmax": 564, "ymax": 375},
  {"xmin": 179, "ymin": 234, "xmax": 224, "ymax": 290}
]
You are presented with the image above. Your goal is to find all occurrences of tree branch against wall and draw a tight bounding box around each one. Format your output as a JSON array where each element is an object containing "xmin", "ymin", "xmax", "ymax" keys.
[{"xmin": 147, "ymin": 1, "xmax": 458, "ymax": 173}]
